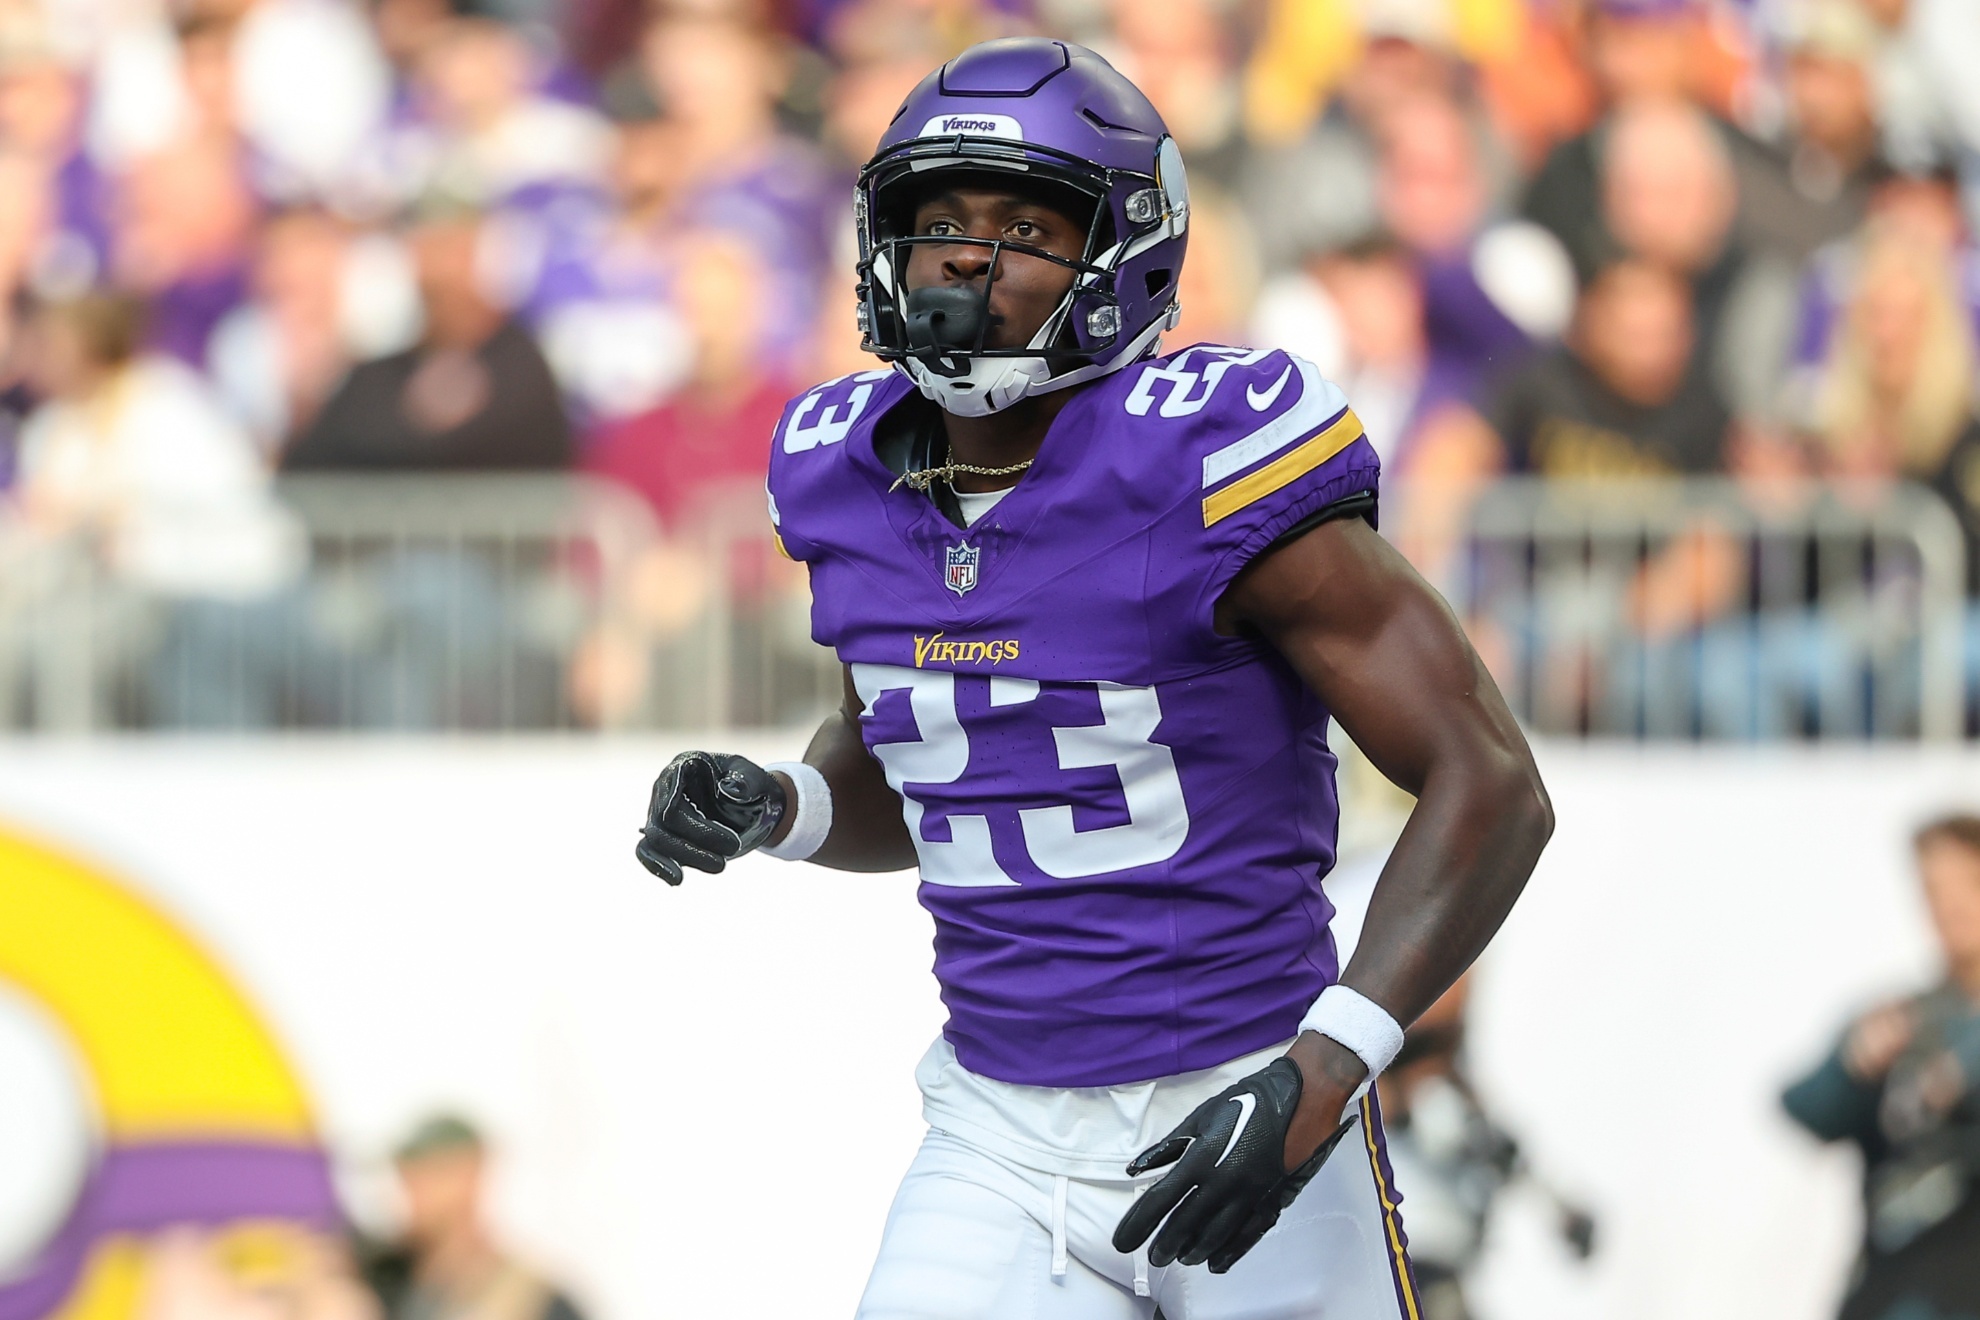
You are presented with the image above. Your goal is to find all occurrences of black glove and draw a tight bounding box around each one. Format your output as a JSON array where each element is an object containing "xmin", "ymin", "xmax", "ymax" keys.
[
  {"xmin": 635, "ymin": 752, "xmax": 787, "ymax": 884},
  {"xmin": 1111, "ymin": 1057, "xmax": 1356, "ymax": 1274}
]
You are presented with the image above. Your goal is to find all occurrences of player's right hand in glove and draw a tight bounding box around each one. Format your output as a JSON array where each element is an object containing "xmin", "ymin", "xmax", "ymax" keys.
[
  {"xmin": 1111, "ymin": 1057, "xmax": 1357, "ymax": 1274},
  {"xmin": 635, "ymin": 751, "xmax": 787, "ymax": 884}
]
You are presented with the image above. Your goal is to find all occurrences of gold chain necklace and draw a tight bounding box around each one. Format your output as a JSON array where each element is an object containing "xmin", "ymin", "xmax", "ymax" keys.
[{"xmin": 890, "ymin": 457, "xmax": 1035, "ymax": 493}]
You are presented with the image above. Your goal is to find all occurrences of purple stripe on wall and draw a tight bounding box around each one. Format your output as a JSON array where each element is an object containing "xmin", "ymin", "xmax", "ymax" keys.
[{"xmin": 0, "ymin": 1140, "xmax": 338, "ymax": 1320}]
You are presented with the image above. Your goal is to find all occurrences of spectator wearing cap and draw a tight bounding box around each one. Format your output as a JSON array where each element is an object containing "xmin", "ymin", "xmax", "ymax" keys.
[
  {"xmin": 1784, "ymin": 814, "xmax": 1980, "ymax": 1320},
  {"xmin": 1730, "ymin": 0, "xmax": 1882, "ymax": 266},
  {"xmin": 283, "ymin": 206, "xmax": 570, "ymax": 471},
  {"xmin": 275, "ymin": 207, "xmax": 570, "ymax": 730},
  {"xmin": 361, "ymin": 1115, "xmax": 588, "ymax": 1320}
]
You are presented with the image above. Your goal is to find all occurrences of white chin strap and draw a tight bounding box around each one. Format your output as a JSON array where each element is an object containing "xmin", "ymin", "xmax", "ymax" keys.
[
  {"xmin": 904, "ymin": 350, "xmax": 1053, "ymax": 417},
  {"xmin": 900, "ymin": 312, "xmax": 1171, "ymax": 417}
]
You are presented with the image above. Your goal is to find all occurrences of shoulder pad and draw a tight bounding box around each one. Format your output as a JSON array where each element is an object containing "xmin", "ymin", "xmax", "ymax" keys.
[
  {"xmin": 1120, "ymin": 345, "xmax": 1311, "ymax": 424},
  {"xmin": 773, "ymin": 369, "xmax": 901, "ymax": 456},
  {"xmin": 1107, "ymin": 346, "xmax": 1365, "ymax": 527},
  {"xmin": 767, "ymin": 368, "xmax": 910, "ymax": 563}
]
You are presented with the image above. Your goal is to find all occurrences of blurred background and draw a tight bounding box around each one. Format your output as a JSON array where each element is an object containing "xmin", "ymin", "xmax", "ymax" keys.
[{"xmin": 0, "ymin": 0, "xmax": 1978, "ymax": 1317}]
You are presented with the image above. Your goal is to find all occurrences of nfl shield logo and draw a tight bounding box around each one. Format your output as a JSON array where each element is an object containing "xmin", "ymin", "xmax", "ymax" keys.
[{"xmin": 944, "ymin": 541, "xmax": 980, "ymax": 597}]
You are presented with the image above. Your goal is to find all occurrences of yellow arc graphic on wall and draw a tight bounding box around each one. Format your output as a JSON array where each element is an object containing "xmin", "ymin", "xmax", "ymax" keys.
[
  {"xmin": 0, "ymin": 826, "xmax": 313, "ymax": 1140},
  {"xmin": 0, "ymin": 821, "xmax": 333, "ymax": 1320}
]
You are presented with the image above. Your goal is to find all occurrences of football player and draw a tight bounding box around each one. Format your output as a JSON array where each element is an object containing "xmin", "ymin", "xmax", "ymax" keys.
[{"xmin": 635, "ymin": 37, "xmax": 1552, "ymax": 1320}]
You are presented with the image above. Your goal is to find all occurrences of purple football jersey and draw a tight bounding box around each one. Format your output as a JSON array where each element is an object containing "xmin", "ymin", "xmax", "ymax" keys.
[{"xmin": 767, "ymin": 346, "xmax": 1380, "ymax": 1087}]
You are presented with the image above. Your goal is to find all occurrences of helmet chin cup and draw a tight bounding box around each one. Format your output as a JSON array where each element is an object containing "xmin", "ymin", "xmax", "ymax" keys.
[
  {"xmin": 904, "ymin": 353, "xmax": 1049, "ymax": 416},
  {"xmin": 900, "ymin": 306, "xmax": 1169, "ymax": 417},
  {"xmin": 904, "ymin": 286, "xmax": 994, "ymax": 379}
]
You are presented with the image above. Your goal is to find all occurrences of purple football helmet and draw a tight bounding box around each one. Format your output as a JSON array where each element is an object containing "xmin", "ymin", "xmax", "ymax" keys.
[{"xmin": 855, "ymin": 38, "xmax": 1190, "ymax": 416}]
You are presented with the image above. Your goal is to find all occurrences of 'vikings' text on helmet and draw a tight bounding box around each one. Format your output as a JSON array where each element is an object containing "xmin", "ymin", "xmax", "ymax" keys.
[{"xmin": 855, "ymin": 39, "xmax": 1190, "ymax": 417}]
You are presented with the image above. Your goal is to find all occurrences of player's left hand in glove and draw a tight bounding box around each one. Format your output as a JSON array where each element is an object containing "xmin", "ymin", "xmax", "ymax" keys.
[
  {"xmin": 1112, "ymin": 1057, "xmax": 1356, "ymax": 1274},
  {"xmin": 635, "ymin": 751, "xmax": 786, "ymax": 884}
]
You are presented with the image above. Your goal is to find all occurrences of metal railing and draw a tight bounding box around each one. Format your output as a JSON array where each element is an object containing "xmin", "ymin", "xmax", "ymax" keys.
[
  {"xmin": 0, "ymin": 474, "xmax": 1966, "ymax": 738},
  {"xmin": 271, "ymin": 473, "xmax": 841, "ymax": 732},
  {"xmin": 1436, "ymin": 477, "xmax": 1968, "ymax": 740},
  {"xmin": 0, "ymin": 474, "xmax": 840, "ymax": 733}
]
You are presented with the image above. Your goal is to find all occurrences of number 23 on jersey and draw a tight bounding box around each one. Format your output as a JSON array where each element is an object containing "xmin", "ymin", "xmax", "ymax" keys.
[{"xmin": 851, "ymin": 663, "xmax": 1191, "ymax": 888}]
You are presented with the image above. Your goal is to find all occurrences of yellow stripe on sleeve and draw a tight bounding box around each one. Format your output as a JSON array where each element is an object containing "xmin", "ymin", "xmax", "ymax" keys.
[
  {"xmin": 1201, "ymin": 408, "xmax": 1365, "ymax": 528},
  {"xmin": 773, "ymin": 532, "xmax": 792, "ymax": 560}
]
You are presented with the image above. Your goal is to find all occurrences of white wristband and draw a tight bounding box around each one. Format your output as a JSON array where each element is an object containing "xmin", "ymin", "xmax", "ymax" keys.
[
  {"xmin": 760, "ymin": 761, "xmax": 832, "ymax": 861},
  {"xmin": 1299, "ymin": 984, "xmax": 1405, "ymax": 1085}
]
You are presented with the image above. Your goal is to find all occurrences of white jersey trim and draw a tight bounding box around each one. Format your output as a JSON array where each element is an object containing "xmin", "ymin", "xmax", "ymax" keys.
[{"xmin": 1199, "ymin": 357, "xmax": 1349, "ymax": 489}]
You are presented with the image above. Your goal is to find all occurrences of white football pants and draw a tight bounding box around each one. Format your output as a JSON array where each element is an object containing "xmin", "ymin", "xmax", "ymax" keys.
[{"xmin": 856, "ymin": 1094, "xmax": 1422, "ymax": 1320}]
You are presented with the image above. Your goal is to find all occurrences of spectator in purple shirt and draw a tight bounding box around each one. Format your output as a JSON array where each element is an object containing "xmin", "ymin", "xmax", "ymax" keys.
[
  {"xmin": 0, "ymin": 51, "xmax": 110, "ymax": 296},
  {"xmin": 637, "ymin": 11, "xmax": 836, "ymax": 377},
  {"xmin": 107, "ymin": 134, "xmax": 259, "ymax": 368},
  {"xmin": 1374, "ymin": 92, "xmax": 1575, "ymax": 400},
  {"xmin": 402, "ymin": 10, "xmax": 612, "ymax": 206}
]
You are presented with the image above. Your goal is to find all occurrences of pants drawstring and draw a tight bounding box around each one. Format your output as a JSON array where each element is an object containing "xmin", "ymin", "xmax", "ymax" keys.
[
  {"xmin": 1050, "ymin": 1174, "xmax": 1070, "ymax": 1280},
  {"xmin": 1129, "ymin": 1182, "xmax": 1152, "ymax": 1296}
]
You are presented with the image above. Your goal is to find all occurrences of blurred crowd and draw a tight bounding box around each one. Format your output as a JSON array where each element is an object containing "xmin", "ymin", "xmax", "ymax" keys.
[{"xmin": 0, "ymin": 0, "xmax": 1973, "ymax": 728}]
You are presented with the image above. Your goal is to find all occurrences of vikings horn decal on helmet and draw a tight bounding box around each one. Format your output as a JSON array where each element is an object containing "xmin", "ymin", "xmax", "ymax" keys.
[{"xmin": 855, "ymin": 39, "xmax": 1191, "ymax": 417}]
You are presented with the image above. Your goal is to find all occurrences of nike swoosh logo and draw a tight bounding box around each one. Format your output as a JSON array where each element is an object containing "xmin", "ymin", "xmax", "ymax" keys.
[
  {"xmin": 1217, "ymin": 1093, "xmax": 1257, "ymax": 1166},
  {"xmin": 1246, "ymin": 364, "xmax": 1293, "ymax": 412}
]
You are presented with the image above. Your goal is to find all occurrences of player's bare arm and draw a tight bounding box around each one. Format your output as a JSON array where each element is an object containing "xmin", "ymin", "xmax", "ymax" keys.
[
  {"xmin": 770, "ymin": 667, "xmax": 914, "ymax": 871},
  {"xmin": 1222, "ymin": 514, "xmax": 1554, "ymax": 1169}
]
